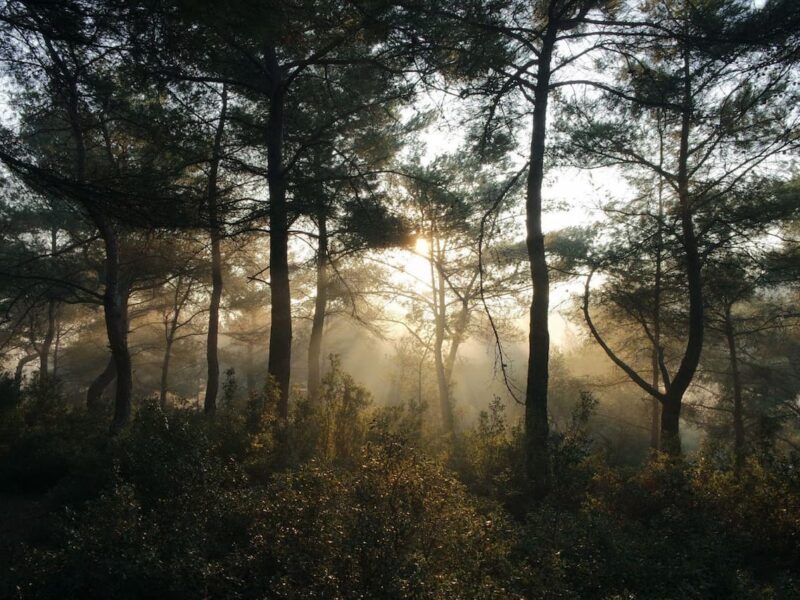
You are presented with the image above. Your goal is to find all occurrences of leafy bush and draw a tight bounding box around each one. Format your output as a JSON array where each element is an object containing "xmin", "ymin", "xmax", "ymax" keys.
[
  {"xmin": 245, "ymin": 442, "xmax": 515, "ymax": 599},
  {"xmin": 453, "ymin": 397, "xmax": 523, "ymax": 505},
  {"xmin": 3, "ymin": 371, "xmax": 800, "ymax": 599}
]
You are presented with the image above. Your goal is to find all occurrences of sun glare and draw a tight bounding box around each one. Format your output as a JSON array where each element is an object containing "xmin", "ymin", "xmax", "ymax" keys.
[{"xmin": 414, "ymin": 237, "xmax": 429, "ymax": 255}]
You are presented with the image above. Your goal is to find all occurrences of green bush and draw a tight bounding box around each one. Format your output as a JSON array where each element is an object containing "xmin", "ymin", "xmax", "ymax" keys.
[
  {"xmin": 245, "ymin": 442, "xmax": 515, "ymax": 599},
  {"xmin": 3, "ymin": 372, "xmax": 800, "ymax": 599}
]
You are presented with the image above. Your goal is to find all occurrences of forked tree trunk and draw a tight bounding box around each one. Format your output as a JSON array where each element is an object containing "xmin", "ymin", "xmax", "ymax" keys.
[
  {"xmin": 659, "ymin": 50, "xmax": 705, "ymax": 454},
  {"xmin": 63, "ymin": 64, "xmax": 132, "ymax": 432}
]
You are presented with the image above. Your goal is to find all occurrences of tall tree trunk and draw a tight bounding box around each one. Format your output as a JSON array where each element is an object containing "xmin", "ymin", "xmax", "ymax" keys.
[
  {"xmin": 53, "ymin": 322, "xmax": 61, "ymax": 378},
  {"xmin": 660, "ymin": 50, "xmax": 704, "ymax": 454},
  {"xmin": 87, "ymin": 356, "xmax": 116, "ymax": 411},
  {"xmin": 39, "ymin": 299, "xmax": 56, "ymax": 377},
  {"xmin": 94, "ymin": 216, "xmax": 132, "ymax": 433},
  {"xmin": 650, "ymin": 359, "xmax": 661, "ymax": 450},
  {"xmin": 307, "ymin": 210, "xmax": 328, "ymax": 399},
  {"xmin": 650, "ymin": 120, "xmax": 665, "ymax": 451},
  {"xmin": 86, "ymin": 205, "xmax": 132, "ymax": 431},
  {"xmin": 81, "ymin": 177, "xmax": 132, "ymax": 430},
  {"xmin": 63, "ymin": 64, "xmax": 132, "ymax": 431},
  {"xmin": 159, "ymin": 339, "xmax": 174, "ymax": 410},
  {"xmin": 431, "ymin": 238, "xmax": 454, "ymax": 435},
  {"xmin": 162, "ymin": 277, "xmax": 192, "ymax": 409},
  {"xmin": 38, "ymin": 228, "xmax": 59, "ymax": 377},
  {"xmin": 265, "ymin": 46, "xmax": 292, "ymax": 420},
  {"xmin": 443, "ymin": 299, "xmax": 469, "ymax": 387},
  {"xmin": 524, "ymin": 27, "xmax": 556, "ymax": 494},
  {"xmin": 204, "ymin": 85, "xmax": 228, "ymax": 415},
  {"xmin": 724, "ymin": 307, "xmax": 745, "ymax": 476}
]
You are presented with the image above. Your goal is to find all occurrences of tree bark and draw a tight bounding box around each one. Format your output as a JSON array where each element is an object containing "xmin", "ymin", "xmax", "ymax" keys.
[
  {"xmin": 53, "ymin": 322, "xmax": 61, "ymax": 378},
  {"xmin": 159, "ymin": 339, "xmax": 173, "ymax": 410},
  {"xmin": 265, "ymin": 45, "xmax": 292, "ymax": 420},
  {"xmin": 62, "ymin": 58, "xmax": 132, "ymax": 432},
  {"xmin": 660, "ymin": 397, "xmax": 681, "ymax": 452},
  {"xmin": 38, "ymin": 228, "xmax": 59, "ymax": 377},
  {"xmin": 659, "ymin": 49, "xmax": 704, "ymax": 454},
  {"xmin": 443, "ymin": 299, "xmax": 469, "ymax": 388},
  {"xmin": 650, "ymin": 359, "xmax": 661, "ymax": 450},
  {"xmin": 87, "ymin": 356, "xmax": 116, "ymax": 411},
  {"xmin": 100, "ymin": 229, "xmax": 132, "ymax": 434},
  {"xmin": 524, "ymin": 27, "xmax": 556, "ymax": 494},
  {"xmin": 204, "ymin": 85, "xmax": 228, "ymax": 415},
  {"xmin": 307, "ymin": 209, "xmax": 328, "ymax": 400},
  {"xmin": 724, "ymin": 307, "xmax": 745, "ymax": 476},
  {"xmin": 39, "ymin": 299, "xmax": 56, "ymax": 378},
  {"xmin": 14, "ymin": 353, "xmax": 38, "ymax": 390},
  {"xmin": 430, "ymin": 237, "xmax": 454, "ymax": 436},
  {"xmin": 650, "ymin": 127, "xmax": 665, "ymax": 451}
]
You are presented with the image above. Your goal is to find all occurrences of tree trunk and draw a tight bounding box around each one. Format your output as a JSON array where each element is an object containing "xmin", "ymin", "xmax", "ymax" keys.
[
  {"xmin": 659, "ymin": 50, "xmax": 705, "ymax": 454},
  {"xmin": 307, "ymin": 210, "xmax": 328, "ymax": 400},
  {"xmin": 204, "ymin": 85, "xmax": 228, "ymax": 415},
  {"xmin": 524, "ymin": 28, "xmax": 556, "ymax": 494},
  {"xmin": 87, "ymin": 356, "xmax": 116, "ymax": 411},
  {"xmin": 724, "ymin": 308, "xmax": 745, "ymax": 476},
  {"xmin": 38, "ymin": 299, "xmax": 56, "ymax": 378},
  {"xmin": 265, "ymin": 46, "xmax": 292, "ymax": 420},
  {"xmin": 95, "ymin": 217, "xmax": 132, "ymax": 434},
  {"xmin": 443, "ymin": 299, "xmax": 469, "ymax": 388},
  {"xmin": 159, "ymin": 339, "xmax": 173, "ymax": 410},
  {"xmin": 39, "ymin": 227, "xmax": 58, "ymax": 378},
  {"xmin": 649, "ymin": 306, "xmax": 662, "ymax": 450},
  {"xmin": 431, "ymin": 238, "xmax": 454, "ymax": 436},
  {"xmin": 660, "ymin": 397, "xmax": 681, "ymax": 453},
  {"xmin": 649, "ymin": 365, "xmax": 661, "ymax": 450},
  {"xmin": 53, "ymin": 322, "xmax": 61, "ymax": 378},
  {"xmin": 14, "ymin": 353, "xmax": 38, "ymax": 390},
  {"xmin": 63, "ymin": 64, "xmax": 132, "ymax": 431},
  {"xmin": 39, "ymin": 228, "xmax": 59, "ymax": 377},
  {"xmin": 650, "ymin": 131, "xmax": 665, "ymax": 451}
]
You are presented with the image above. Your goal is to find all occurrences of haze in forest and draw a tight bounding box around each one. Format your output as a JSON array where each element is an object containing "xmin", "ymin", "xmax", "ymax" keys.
[{"xmin": 0, "ymin": 0, "xmax": 799, "ymax": 597}]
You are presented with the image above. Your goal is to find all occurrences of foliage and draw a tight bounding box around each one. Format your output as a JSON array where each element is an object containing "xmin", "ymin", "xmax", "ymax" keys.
[{"xmin": 1, "ymin": 378, "xmax": 800, "ymax": 599}]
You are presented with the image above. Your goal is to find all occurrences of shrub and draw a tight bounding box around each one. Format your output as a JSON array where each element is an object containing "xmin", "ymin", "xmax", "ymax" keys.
[{"xmin": 246, "ymin": 441, "xmax": 515, "ymax": 599}]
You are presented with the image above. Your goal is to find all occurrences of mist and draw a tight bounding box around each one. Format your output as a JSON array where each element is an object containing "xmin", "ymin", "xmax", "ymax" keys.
[{"xmin": 1, "ymin": 1, "xmax": 799, "ymax": 598}]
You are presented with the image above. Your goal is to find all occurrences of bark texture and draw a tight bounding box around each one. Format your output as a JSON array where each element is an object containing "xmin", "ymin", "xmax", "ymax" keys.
[
  {"xmin": 524, "ymin": 27, "xmax": 556, "ymax": 494},
  {"xmin": 265, "ymin": 45, "xmax": 292, "ymax": 420}
]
